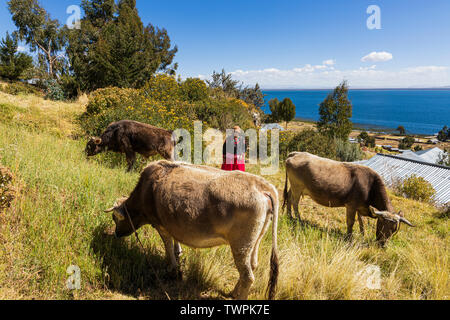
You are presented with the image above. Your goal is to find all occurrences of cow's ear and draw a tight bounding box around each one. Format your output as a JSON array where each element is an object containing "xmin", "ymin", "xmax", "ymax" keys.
[{"xmin": 94, "ymin": 137, "xmax": 102, "ymax": 145}]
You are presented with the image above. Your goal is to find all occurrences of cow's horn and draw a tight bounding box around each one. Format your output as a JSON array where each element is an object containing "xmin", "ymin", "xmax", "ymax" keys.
[
  {"xmin": 400, "ymin": 217, "xmax": 415, "ymax": 227},
  {"xmin": 373, "ymin": 211, "xmax": 385, "ymax": 217},
  {"xmin": 104, "ymin": 207, "xmax": 115, "ymax": 213}
]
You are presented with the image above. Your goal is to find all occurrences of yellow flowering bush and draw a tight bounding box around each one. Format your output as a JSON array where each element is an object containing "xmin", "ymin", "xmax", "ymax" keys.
[
  {"xmin": 80, "ymin": 75, "xmax": 256, "ymax": 136},
  {"xmin": 394, "ymin": 175, "xmax": 436, "ymax": 204},
  {"xmin": 141, "ymin": 74, "xmax": 181, "ymax": 103},
  {"xmin": 85, "ymin": 87, "xmax": 141, "ymax": 116}
]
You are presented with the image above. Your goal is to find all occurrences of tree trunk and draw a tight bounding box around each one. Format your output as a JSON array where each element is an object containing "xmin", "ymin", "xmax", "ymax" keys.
[{"xmin": 47, "ymin": 50, "xmax": 53, "ymax": 76}]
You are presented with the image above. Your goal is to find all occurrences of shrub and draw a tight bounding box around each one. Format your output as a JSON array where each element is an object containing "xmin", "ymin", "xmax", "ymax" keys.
[
  {"xmin": 394, "ymin": 175, "xmax": 436, "ymax": 203},
  {"xmin": 141, "ymin": 74, "xmax": 181, "ymax": 102},
  {"xmin": 84, "ymin": 87, "xmax": 142, "ymax": 116},
  {"xmin": 80, "ymin": 76, "xmax": 256, "ymax": 137},
  {"xmin": 279, "ymin": 130, "xmax": 363, "ymax": 162},
  {"xmin": 180, "ymin": 78, "xmax": 209, "ymax": 102},
  {"xmin": 59, "ymin": 75, "xmax": 79, "ymax": 100},
  {"xmin": 80, "ymin": 87, "xmax": 195, "ymax": 136},
  {"xmin": 413, "ymin": 145, "xmax": 423, "ymax": 152},
  {"xmin": 357, "ymin": 131, "xmax": 376, "ymax": 148},
  {"xmin": 282, "ymin": 129, "xmax": 337, "ymax": 161},
  {"xmin": 0, "ymin": 81, "xmax": 42, "ymax": 96},
  {"xmin": 194, "ymin": 98, "xmax": 254, "ymax": 131},
  {"xmin": 0, "ymin": 165, "xmax": 15, "ymax": 211},
  {"xmin": 335, "ymin": 139, "xmax": 364, "ymax": 162},
  {"xmin": 399, "ymin": 136, "xmax": 415, "ymax": 149},
  {"xmin": 44, "ymin": 79, "xmax": 66, "ymax": 101}
]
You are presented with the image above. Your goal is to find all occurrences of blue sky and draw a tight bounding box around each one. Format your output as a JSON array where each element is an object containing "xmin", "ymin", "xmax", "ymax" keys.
[{"xmin": 1, "ymin": 0, "xmax": 449, "ymax": 88}]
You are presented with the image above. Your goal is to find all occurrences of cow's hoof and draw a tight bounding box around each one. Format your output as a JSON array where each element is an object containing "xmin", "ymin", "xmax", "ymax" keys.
[{"xmin": 230, "ymin": 290, "xmax": 239, "ymax": 300}]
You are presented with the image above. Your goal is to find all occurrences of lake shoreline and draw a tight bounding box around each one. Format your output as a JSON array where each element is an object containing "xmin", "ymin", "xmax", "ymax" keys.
[{"xmin": 289, "ymin": 117, "xmax": 433, "ymax": 137}]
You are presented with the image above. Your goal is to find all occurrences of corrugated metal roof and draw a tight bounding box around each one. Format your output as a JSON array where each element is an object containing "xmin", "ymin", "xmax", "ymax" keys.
[
  {"xmin": 359, "ymin": 153, "xmax": 450, "ymax": 205},
  {"xmin": 414, "ymin": 147, "xmax": 446, "ymax": 164},
  {"xmin": 397, "ymin": 151, "xmax": 425, "ymax": 162}
]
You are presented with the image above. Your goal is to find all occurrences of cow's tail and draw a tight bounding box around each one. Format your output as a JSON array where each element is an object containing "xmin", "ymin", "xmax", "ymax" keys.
[
  {"xmin": 265, "ymin": 191, "xmax": 279, "ymax": 300},
  {"xmin": 282, "ymin": 169, "xmax": 289, "ymax": 210}
]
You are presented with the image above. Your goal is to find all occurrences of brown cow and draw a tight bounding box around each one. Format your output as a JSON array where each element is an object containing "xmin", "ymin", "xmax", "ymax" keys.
[
  {"xmin": 105, "ymin": 160, "xmax": 279, "ymax": 300},
  {"xmin": 86, "ymin": 120, "xmax": 177, "ymax": 171},
  {"xmin": 283, "ymin": 152, "xmax": 414, "ymax": 246}
]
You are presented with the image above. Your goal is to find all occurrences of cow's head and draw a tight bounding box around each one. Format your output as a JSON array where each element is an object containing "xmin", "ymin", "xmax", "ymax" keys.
[
  {"xmin": 104, "ymin": 197, "xmax": 146, "ymax": 238},
  {"xmin": 85, "ymin": 137, "xmax": 103, "ymax": 156},
  {"xmin": 370, "ymin": 207, "xmax": 414, "ymax": 247}
]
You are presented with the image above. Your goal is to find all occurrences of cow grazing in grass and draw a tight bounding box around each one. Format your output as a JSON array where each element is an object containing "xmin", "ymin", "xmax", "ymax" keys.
[
  {"xmin": 283, "ymin": 152, "xmax": 414, "ymax": 246},
  {"xmin": 85, "ymin": 120, "xmax": 177, "ymax": 171},
  {"xmin": 105, "ymin": 160, "xmax": 279, "ymax": 300}
]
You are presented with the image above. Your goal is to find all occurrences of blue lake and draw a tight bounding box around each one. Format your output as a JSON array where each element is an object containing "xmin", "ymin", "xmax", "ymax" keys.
[{"xmin": 262, "ymin": 89, "xmax": 450, "ymax": 135}]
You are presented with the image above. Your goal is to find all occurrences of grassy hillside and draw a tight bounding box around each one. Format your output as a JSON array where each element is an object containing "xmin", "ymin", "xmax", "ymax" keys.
[{"xmin": 0, "ymin": 90, "xmax": 448, "ymax": 300}]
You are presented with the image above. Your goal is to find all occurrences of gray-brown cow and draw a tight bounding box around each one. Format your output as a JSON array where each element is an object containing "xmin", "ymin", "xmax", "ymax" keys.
[
  {"xmin": 105, "ymin": 160, "xmax": 279, "ymax": 300},
  {"xmin": 283, "ymin": 152, "xmax": 414, "ymax": 246},
  {"xmin": 86, "ymin": 120, "xmax": 177, "ymax": 171}
]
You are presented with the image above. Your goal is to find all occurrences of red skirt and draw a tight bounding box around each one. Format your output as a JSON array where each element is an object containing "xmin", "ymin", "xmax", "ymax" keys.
[{"xmin": 221, "ymin": 155, "xmax": 245, "ymax": 172}]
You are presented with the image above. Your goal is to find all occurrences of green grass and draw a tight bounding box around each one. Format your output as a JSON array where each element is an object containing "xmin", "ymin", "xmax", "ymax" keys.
[{"xmin": 0, "ymin": 91, "xmax": 448, "ymax": 300}]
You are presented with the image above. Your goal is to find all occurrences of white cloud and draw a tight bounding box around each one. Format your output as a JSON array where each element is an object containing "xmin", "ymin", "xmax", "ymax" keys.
[
  {"xmin": 361, "ymin": 51, "xmax": 393, "ymax": 62},
  {"xmin": 323, "ymin": 59, "xmax": 335, "ymax": 66},
  {"xmin": 17, "ymin": 46, "xmax": 26, "ymax": 52},
  {"xmin": 404, "ymin": 66, "xmax": 448, "ymax": 73},
  {"xmin": 225, "ymin": 64, "xmax": 449, "ymax": 89}
]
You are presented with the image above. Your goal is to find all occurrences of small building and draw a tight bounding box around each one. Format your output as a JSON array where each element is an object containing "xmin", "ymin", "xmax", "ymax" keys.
[{"xmin": 428, "ymin": 139, "xmax": 439, "ymax": 145}]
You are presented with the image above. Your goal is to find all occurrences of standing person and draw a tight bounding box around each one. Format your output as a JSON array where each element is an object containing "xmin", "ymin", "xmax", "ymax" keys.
[{"xmin": 222, "ymin": 126, "xmax": 246, "ymax": 172}]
